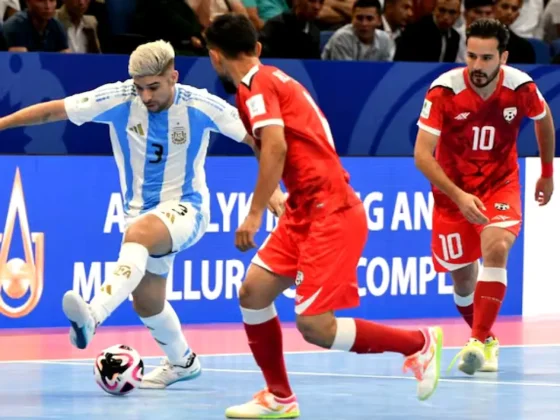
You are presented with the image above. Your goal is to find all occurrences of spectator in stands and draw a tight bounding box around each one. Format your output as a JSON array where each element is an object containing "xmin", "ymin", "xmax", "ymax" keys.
[
  {"xmin": 456, "ymin": 0, "xmax": 495, "ymax": 62},
  {"xmin": 260, "ymin": 0, "xmax": 324, "ymax": 58},
  {"xmin": 242, "ymin": 0, "xmax": 290, "ymax": 29},
  {"xmin": 3, "ymin": 0, "xmax": 69, "ymax": 52},
  {"xmin": 493, "ymin": 0, "xmax": 535, "ymax": 63},
  {"xmin": 316, "ymin": 0, "xmax": 353, "ymax": 30},
  {"xmin": 380, "ymin": 0, "xmax": 414, "ymax": 57},
  {"xmin": 134, "ymin": 0, "xmax": 206, "ymax": 56},
  {"xmin": 393, "ymin": 0, "xmax": 460, "ymax": 62},
  {"xmin": 56, "ymin": 0, "xmax": 101, "ymax": 53},
  {"xmin": 510, "ymin": 0, "xmax": 543, "ymax": 38},
  {"xmin": 541, "ymin": 0, "xmax": 560, "ymax": 43},
  {"xmin": 0, "ymin": 0, "xmax": 20, "ymax": 22},
  {"xmin": 189, "ymin": 0, "xmax": 248, "ymax": 28},
  {"xmin": 322, "ymin": 0, "xmax": 392, "ymax": 60}
]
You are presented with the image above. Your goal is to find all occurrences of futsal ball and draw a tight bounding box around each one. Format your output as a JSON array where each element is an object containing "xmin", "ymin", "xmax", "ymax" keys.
[{"xmin": 93, "ymin": 344, "xmax": 144, "ymax": 396}]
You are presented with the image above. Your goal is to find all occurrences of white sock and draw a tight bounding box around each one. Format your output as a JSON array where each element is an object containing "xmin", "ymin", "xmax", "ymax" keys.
[
  {"xmin": 90, "ymin": 242, "xmax": 149, "ymax": 325},
  {"xmin": 140, "ymin": 301, "xmax": 192, "ymax": 366}
]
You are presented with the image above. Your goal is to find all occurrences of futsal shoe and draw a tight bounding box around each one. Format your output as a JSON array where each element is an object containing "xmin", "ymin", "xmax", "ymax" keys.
[
  {"xmin": 62, "ymin": 290, "xmax": 96, "ymax": 350},
  {"xmin": 140, "ymin": 351, "xmax": 202, "ymax": 389},
  {"xmin": 450, "ymin": 338, "xmax": 485, "ymax": 375},
  {"xmin": 479, "ymin": 336, "xmax": 499, "ymax": 372},
  {"xmin": 225, "ymin": 389, "xmax": 300, "ymax": 419},
  {"xmin": 402, "ymin": 326, "xmax": 444, "ymax": 401}
]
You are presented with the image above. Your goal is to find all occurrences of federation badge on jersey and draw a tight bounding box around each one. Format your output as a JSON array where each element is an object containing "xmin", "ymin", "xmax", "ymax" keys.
[
  {"xmin": 171, "ymin": 126, "xmax": 187, "ymax": 145},
  {"xmin": 421, "ymin": 99, "xmax": 432, "ymax": 119},
  {"xmin": 503, "ymin": 107, "xmax": 517, "ymax": 122},
  {"xmin": 246, "ymin": 94, "xmax": 267, "ymax": 119},
  {"xmin": 494, "ymin": 202, "xmax": 510, "ymax": 211}
]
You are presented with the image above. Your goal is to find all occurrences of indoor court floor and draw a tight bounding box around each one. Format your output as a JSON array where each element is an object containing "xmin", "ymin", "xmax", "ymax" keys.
[{"xmin": 1, "ymin": 316, "xmax": 559, "ymax": 420}]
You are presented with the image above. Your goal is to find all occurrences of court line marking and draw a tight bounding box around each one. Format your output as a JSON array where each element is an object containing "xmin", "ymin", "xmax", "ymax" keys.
[
  {"xmin": 0, "ymin": 342, "xmax": 558, "ymax": 364},
  {"xmin": 12, "ymin": 361, "xmax": 560, "ymax": 388}
]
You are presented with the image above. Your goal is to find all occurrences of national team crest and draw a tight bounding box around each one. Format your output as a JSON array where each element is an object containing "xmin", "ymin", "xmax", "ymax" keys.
[
  {"xmin": 503, "ymin": 107, "xmax": 517, "ymax": 122},
  {"xmin": 171, "ymin": 126, "xmax": 186, "ymax": 145},
  {"xmin": 494, "ymin": 202, "xmax": 510, "ymax": 211}
]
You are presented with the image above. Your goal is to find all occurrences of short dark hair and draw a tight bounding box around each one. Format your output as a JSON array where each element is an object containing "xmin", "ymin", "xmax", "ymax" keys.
[
  {"xmin": 353, "ymin": 0, "xmax": 382, "ymax": 12},
  {"xmin": 466, "ymin": 18, "xmax": 510, "ymax": 53},
  {"xmin": 204, "ymin": 14, "xmax": 258, "ymax": 59}
]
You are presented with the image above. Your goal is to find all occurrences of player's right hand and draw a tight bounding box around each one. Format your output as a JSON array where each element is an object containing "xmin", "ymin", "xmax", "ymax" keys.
[{"xmin": 456, "ymin": 192, "xmax": 489, "ymax": 225}]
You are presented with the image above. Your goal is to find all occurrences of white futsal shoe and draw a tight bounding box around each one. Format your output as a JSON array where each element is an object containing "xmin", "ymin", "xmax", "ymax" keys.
[
  {"xmin": 140, "ymin": 351, "xmax": 202, "ymax": 389},
  {"xmin": 62, "ymin": 290, "xmax": 96, "ymax": 350}
]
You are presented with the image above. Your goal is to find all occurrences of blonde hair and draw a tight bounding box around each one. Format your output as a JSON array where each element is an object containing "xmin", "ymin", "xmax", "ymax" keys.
[{"xmin": 128, "ymin": 40, "xmax": 175, "ymax": 78}]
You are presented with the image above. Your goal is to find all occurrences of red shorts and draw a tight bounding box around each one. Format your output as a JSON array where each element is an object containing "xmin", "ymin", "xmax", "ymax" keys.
[
  {"xmin": 252, "ymin": 204, "xmax": 368, "ymax": 316},
  {"xmin": 431, "ymin": 186, "xmax": 522, "ymax": 273}
]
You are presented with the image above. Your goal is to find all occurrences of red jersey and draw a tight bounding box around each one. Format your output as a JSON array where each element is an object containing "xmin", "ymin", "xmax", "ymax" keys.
[
  {"xmin": 417, "ymin": 65, "xmax": 546, "ymax": 212},
  {"xmin": 236, "ymin": 64, "xmax": 360, "ymax": 220}
]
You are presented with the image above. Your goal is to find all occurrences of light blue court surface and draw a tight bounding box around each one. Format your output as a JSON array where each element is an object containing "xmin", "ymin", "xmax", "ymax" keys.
[{"xmin": 1, "ymin": 345, "xmax": 559, "ymax": 420}]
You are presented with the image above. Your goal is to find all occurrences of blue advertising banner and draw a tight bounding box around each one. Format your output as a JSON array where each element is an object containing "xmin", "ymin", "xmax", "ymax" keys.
[
  {"xmin": 0, "ymin": 52, "xmax": 558, "ymax": 157},
  {"xmin": 0, "ymin": 156, "xmax": 525, "ymax": 328}
]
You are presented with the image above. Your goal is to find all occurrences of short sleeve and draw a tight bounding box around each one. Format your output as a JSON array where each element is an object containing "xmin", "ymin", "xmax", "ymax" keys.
[
  {"xmin": 518, "ymin": 82, "xmax": 546, "ymax": 120},
  {"xmin": 417, "ymin": 87, "xmax": 447, "ymax": 136},
  {"xmin": 242, "ymin": 0, "xmax": 257, "ymax": 7},
  {"xmin": 63, "ymin": 80, "xmax": 136, "ymax": 126},
  {"xmin": 237, "ymin": 75, "xmax": 283, "ymax": 138}
]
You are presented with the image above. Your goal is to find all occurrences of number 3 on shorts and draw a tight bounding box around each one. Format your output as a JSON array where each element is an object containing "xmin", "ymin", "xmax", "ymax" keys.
[{"xmin": 438, "ymin": 233, "xmax": 463, "ymax": 261}]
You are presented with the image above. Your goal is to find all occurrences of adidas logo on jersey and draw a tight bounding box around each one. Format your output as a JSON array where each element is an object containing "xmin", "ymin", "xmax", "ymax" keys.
[
  {"xmin": 128, "ymin": 123, "xmax": 145, "ymax": 136},
  {"xmin": 454, "ymin": 112, "xmax": 470, "ymax": 120}
]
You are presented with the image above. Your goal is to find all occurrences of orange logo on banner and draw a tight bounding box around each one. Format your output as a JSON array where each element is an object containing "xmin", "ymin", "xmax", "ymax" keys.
[{"xmin": 0, "ymin": 168, "xmax": 44, "ymax": 318}]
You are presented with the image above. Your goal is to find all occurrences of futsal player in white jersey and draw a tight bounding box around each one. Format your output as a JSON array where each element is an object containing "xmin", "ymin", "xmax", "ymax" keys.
[{"xmin": 0, "ymin": 40, "xmax": 285, "ymax": 389}]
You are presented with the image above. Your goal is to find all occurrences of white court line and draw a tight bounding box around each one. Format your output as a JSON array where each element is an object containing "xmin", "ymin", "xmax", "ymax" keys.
[
  {"xmin": 13, "ymin": 361, "xmax": 560, "ymax": 388},
  {"xmin": 0, "ymin": 342, "xmax": 559, "ymax": 365}
]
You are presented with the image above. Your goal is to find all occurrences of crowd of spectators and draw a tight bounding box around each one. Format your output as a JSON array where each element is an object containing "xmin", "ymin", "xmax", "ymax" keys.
[{"xmin": 0, "ymin": 0, "xmax": 558, "ymax": 63}]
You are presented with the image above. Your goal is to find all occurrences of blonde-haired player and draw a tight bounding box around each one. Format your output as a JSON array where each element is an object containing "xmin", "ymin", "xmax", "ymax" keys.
[{"xmin": 0, "ymin": 40, "xmax": 285, "ymax": 389}]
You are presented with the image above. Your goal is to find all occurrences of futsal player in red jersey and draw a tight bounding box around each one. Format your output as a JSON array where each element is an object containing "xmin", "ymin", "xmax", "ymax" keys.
[
  {"xmin": 415, "ymin": 18, "xmax": 555, "ymax": 376},
  {"xmin": 205, "ymin": 13, "xmax": 444, "ymax": 419}
]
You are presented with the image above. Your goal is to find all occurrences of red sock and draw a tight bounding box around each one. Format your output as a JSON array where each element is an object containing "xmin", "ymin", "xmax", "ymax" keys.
[
  {"xmin": 242, "ymin": 307, "xmax": 292, "ymax": 398},
  {"xmin": 455, "ymin": 294, "xmax": 495, "ymax": 339},
  {"xmin": 347, "ymin": 319, "xmax": 425, "ymax": 357},
  {"xmin": 472, "ymin": 268, "xmax": 507, "ymax": 342}
]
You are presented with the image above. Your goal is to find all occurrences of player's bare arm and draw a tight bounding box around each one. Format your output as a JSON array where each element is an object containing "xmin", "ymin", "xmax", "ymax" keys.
[
  {"xmin": 414, "ymin": 128, "xmax": 489, "ymax": 224},
  {"xmin": 534, "ymin": 102, "xmax": 555, "ymax": 206},
  {"xmin": 0, "ymin": 100, "xmax": 68, "ymax": 130},
  {"xmin": 236, "ymin": 125, "xmax": 287, "ymax": 252},
  {"xmin": 242, "ymin": 133, "xmax": 286, "ymax": 218}
]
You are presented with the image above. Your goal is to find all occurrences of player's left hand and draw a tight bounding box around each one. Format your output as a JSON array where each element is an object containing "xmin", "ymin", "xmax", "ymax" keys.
[
  {"xmin": 535, "ymin": 176, "xmax": 554, "ymax": 206},
  {"xmin": 235, "ymin": 212, "xmax": 262, "ymax": 252},
  {"xmin": 267, "ymin": 187, "xmax": 286, "ymax": 218}
]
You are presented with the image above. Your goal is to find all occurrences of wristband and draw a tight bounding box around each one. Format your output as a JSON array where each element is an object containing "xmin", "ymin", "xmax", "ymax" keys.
[{"xmin": 542, "ymin": 162, "xmax": 553, "ymax": 178}]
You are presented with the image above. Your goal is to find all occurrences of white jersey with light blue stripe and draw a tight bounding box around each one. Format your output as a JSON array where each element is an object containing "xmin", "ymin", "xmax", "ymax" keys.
[{"xmin": 64, "ymin": 80, "xmax": 247, "ymax": 217}]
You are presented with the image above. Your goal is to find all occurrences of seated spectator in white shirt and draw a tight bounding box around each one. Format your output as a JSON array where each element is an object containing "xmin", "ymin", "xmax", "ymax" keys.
[
  {"xmin": 0, "ymin": 0, "xmax": 19, "ymax": 22},
  {"xmin": 322, "ymin": 0, "xmax": 392, "ymax": 60},
  {"xmin": 56, "ymin": 0, "xmax": 101, "ymax": 53}
]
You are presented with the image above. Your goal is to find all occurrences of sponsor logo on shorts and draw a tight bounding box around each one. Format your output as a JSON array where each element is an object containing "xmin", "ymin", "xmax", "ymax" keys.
[
  {"xmin": 0, "ymin": 168, "xmax": 45, "ymax": 318},
  {"xmin": 494, "ymin": 202, "xmax": 510, "ymax": 211},
  {"xmin": 295, "ymin": 271, "xmax": 304, "ymax": 286}
]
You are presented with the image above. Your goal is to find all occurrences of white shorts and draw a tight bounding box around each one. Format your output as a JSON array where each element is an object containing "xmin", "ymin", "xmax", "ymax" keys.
[{"xmin": 124, "ymin": 201, "xmax": 209, "ymax": 277}]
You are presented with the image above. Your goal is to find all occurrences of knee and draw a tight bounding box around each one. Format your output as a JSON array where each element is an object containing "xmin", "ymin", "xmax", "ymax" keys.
[
  {"xmin": 125, "ymin": 219, "xmax": 152, "ymax": 247},
  {"xmin": 483, "ymin": 239, "xmax": 510, "ymax": 265},
  {"xmin": 296, "ymin": 315, "xmax": 336, "ymax": 348},
  {"xmin": 238, "ymin": 281, "xmax": 275, "ymax": 310},
  {"xmin": 451, "ymin": 263, "xmax": 477, "ymax": 295}
]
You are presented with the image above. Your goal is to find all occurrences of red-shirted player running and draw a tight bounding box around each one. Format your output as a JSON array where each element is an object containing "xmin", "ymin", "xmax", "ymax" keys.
[
  {"xmin": 415, "ymin": 18, "xmax": 555, "ymax": 376},
  {"xmin": 205, "ymin": 13, "xmax": 444, "ymax": 419}
]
